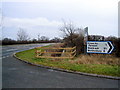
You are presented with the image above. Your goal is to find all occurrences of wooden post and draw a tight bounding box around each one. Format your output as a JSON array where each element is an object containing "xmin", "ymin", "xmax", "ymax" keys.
[{"xmin": 35, "ymin": 46, "xmax": 77, "ymax": 59}]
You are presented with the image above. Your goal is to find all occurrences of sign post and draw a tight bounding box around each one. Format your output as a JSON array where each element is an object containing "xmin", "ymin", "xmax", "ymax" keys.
[
  {"xmin": 87, "ymin": 41, "xmax": 114, "ymax": 54},
  {"xmin": 84, "ymin": 27, "xmax": 88, "ymax": 54}
]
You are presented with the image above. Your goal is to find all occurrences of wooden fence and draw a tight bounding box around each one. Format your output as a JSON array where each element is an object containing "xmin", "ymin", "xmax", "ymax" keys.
[{"xmin": 35, "ymin": 46, "xmax": 76, "ymax": 59}]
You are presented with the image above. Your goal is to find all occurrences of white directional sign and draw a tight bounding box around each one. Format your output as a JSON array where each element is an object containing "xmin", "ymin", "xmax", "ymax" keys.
[{"xmin": 87, "ymin": 41, "xmax": 114, "ymax": 54}]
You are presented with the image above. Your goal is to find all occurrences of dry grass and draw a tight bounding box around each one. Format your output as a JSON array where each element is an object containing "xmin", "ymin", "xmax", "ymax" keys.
[
  {"xmin": 38, "ymin": 43, "xmax": 120, "ymax": 65},
  {"xmin": 69, "ymin": 54, "xmax": 119, "ymax": 65},
  {"xmin": 16, "ymin": 45, "xmax": 120, "ymax": 76}
]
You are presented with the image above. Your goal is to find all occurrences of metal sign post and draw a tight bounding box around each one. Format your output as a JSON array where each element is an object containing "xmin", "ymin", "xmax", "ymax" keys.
[
  {"xmin": 84, "ymin": 27, "xmax": 88, "ymax": 54},
  {"xmin": 87, "ymin": 41, "xmax": 114, "ymax": 54}
]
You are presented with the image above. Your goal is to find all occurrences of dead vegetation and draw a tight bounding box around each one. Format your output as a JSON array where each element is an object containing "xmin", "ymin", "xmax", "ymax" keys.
[
  {"xmin": 38, "ymin": 43, "xmax": 120, "ymax": 65},
  {"xmin": 69, "ymin": 54, "xmax": 119, "ymax": 65}
]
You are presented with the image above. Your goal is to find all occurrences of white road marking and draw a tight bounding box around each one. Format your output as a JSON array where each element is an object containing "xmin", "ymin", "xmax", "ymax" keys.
[
  {"xmin": 2, "ymin": 52, "xmax": 13, "ymax": 56},
  {"xmin": 2, "ymin": 57, "xmax": 6, "ymax": 59},
  {"xmin": 6, "ymin": 49, "xmax": 18, "ymax": 52},
  {"xmin": 2, "ymin": 55, "xmax": 10, "ymax": 59}
]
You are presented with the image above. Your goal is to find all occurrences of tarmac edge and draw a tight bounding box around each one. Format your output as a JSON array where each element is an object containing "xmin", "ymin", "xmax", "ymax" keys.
[{"xmin": 13, "ymin": 53, "xmax": 120, "ymax": 80}]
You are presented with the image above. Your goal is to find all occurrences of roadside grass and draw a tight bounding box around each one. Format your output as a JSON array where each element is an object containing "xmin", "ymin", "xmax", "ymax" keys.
[
  {"xmin": 15, "ymin": 46, "xmax": 120, "ymax": 77},
  {"xmin": 69, "ymin": 54, "xmax": 119, "ymax": 65}
]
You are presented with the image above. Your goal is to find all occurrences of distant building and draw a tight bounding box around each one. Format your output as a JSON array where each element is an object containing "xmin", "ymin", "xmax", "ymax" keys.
[{"xmin": 88, "ymin": 35, "xmax": 104, "ymax": 41}]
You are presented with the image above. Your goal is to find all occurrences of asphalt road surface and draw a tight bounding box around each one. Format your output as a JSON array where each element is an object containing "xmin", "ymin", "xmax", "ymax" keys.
[{"xmin": 2, "ymin": 44, "xmax": 120, "ymax": 88}]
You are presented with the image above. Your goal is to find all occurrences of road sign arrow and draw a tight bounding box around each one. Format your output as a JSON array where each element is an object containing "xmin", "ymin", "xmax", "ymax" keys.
[
  {"xmin": 107, "ymin": 41, "xmax": 114, "ymax": 54},
  {"xmin": 87, "ymin": 41, "xmax": 114, "ymax": 54}
]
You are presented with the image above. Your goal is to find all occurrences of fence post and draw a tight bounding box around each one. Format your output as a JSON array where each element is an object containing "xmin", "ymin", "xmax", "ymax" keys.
[{"xmin": 35, "ymin": 46, "xmax": 77, "ymax": 59}]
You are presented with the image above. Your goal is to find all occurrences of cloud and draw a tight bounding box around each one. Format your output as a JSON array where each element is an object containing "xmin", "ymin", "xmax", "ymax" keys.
[
  {"xmin": 3, "ymin": 17, "xmax": 62, "ymax": 29},
  {"xmin": 2, "ymin": 0, "xmax": 119, "ymax": 3},
  {"xmin": 2, "ymin": 17, "xmax": 63, "ymax": 39}
]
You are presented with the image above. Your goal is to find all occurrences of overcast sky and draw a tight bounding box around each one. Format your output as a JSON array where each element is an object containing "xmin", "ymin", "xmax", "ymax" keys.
[{"xmin": 1, "ymin": 0, "xmax": 119, "ymax": 40}]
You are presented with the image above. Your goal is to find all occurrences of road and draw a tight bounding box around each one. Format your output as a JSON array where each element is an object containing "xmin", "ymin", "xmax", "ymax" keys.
[{"xmin": 2, "ymin": 44, "xmax": 119, "ymax": 88}]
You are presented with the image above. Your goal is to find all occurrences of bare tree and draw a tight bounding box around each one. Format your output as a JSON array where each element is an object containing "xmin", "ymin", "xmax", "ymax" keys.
[
  {"xmin": 51, "ymin": 37, "xmax": 62, "ymax": 42},
  {"xmin": 60, "ymin": 20, "xmax": 84, "ymax": 55},
  {"xmin": 40, "ymin": 36, "xmax": 49, "ymax": 41},
  {"xmin": 60, "ymin": 21, "xmax": 78, "ymax": 47},
  {"xmin": 60, "ymin": 21, "xmax": 76, "ymax": 37},
  {"xmin": 17, "ymin": 28, "xmax": 30, "ymax": 41},
  {"xmin": 37, "ymin": 33, "xmax": 40, "ymax": 41}
]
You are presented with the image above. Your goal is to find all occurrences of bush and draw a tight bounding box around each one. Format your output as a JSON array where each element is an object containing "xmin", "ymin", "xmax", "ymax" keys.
[
  {"xmin": 105, "ymin": 36, "xmax": 120, "ymax": 57},
  {"xmin": 63, "ymin": 34, "xmax": 84, "ymax": 55}
]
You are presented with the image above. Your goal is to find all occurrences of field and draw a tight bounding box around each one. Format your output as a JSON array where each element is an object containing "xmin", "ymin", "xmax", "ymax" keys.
[{"xmin": 15, "ymin": 45, "xmax": 120, "ymax": 77}]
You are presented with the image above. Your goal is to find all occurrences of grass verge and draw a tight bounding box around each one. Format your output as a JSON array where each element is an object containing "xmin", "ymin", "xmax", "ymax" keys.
[{"xmin": 15, "ymin": 47, "xmax": 120, "ymax": 77}]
